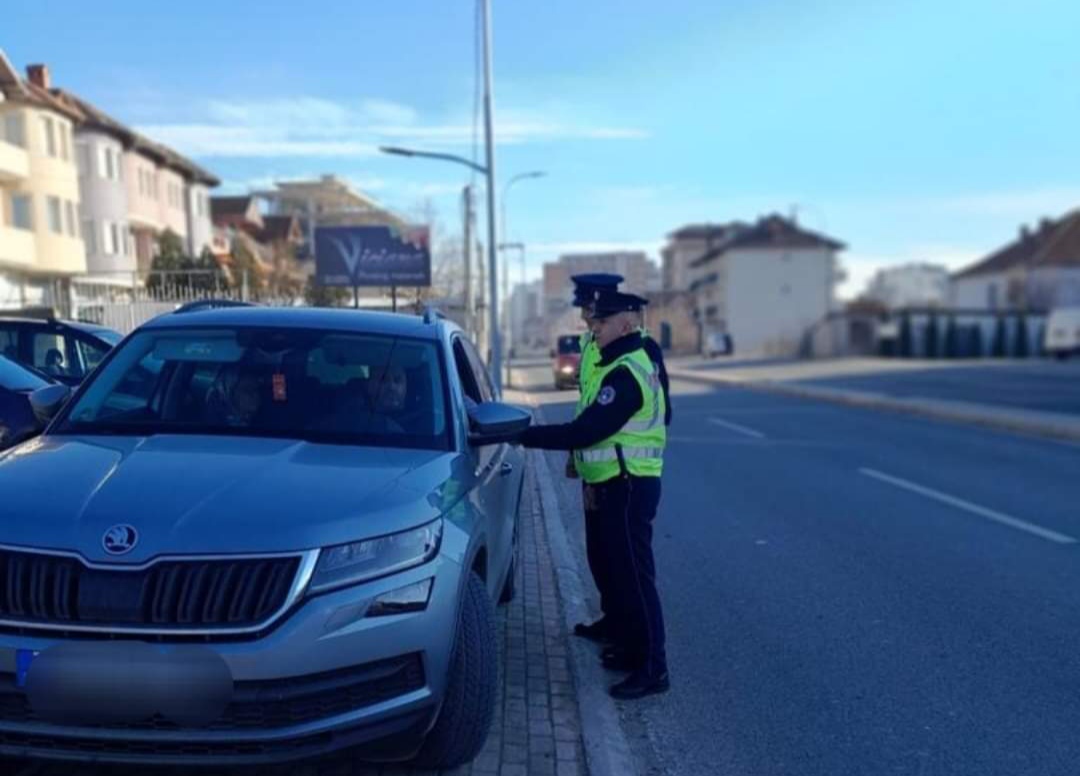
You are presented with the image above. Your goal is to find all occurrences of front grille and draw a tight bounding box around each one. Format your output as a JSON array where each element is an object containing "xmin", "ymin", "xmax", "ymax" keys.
[
  {"xmin": 0, "ymin": 653, "xmax": 426, "ymax": 731},
  {"xmin": 0, "ymin": 549, "xmax": 300, "ymax": 632}
]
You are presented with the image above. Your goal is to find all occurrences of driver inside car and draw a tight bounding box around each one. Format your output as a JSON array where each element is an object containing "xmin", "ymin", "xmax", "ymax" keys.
[
  {"xmin": 317, "ymin": 364, "xmax": 409, "ymax": 436},
  {"xmin": 206, "ymin": 364, "xmax": 264, "ymax": 427}
]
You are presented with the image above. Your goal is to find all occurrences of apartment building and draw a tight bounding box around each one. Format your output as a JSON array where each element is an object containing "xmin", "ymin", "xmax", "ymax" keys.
[
  {"xmin": 0, "ymin": 55, "xmax": 86, "ymax": 311},
  {"xmin": 21, "ymin": 59, "xmax": 220, "ymax": 283}
]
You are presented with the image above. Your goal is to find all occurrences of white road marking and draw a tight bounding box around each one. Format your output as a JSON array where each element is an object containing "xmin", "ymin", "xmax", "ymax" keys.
[
  {"xmin": 859, "ymin": 467, "xmax": 1077, "ymax": 545},
  {"xmin": 708, "ymin": 417, "xmax": 766, "ymax": 439}
]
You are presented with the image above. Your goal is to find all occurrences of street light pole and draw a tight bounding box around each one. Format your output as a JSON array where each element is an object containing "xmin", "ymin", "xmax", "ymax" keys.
[
  {"xmin": 378, "ymin": 0, "xmax": 504, "ymax": 389},
  {"xmin": 480, "ymin": 0, "xmax": 502, "ymax": 392}
]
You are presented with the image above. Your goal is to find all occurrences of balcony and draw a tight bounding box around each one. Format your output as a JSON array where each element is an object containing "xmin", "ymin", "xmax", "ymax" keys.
[
  {"xmin": 0, "ymin": 225, "xmax": 36, "ymax": 270},
  {"xmin": 0, "ymin": 142, "xmax": 30, "ymax": 183}
]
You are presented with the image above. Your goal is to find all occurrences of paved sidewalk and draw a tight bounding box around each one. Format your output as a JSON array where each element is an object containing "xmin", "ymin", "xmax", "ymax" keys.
[
  {"xmin": 667, "ymin": 358, "xmax": 1080, "ymax": 443},
  {"xmin": 6, "ymin": 467, "xmax": 587, "ymax": 776}
]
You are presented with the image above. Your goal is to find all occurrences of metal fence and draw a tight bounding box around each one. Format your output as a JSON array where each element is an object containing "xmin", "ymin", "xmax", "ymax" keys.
[{"xmin": 72, "ymin": 284, "xmax": 303, "ymax": 335}]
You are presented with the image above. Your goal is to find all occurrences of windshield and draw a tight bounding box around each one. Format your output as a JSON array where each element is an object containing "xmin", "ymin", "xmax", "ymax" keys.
[
  {"xmin": 54, "ymin": 327, "xmax": 450, "ymax": 450},
  {"xmin": 557, "ymin": 336, "xmax": 581, "ymax": 355},
  {"xmin": 0, "ymin": 355, "xmax": 49, "ymax": 392}
]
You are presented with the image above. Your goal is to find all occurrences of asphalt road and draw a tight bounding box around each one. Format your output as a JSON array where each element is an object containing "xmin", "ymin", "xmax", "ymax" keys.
[
  {"xmin": 684, "ymin": 357, "xmax": 1080, "ymax": 417},
  {"xmin": 517, "ymin": 363, "xmax": 1080, "ymax": 776},
  {"xmin": 799, "ymin": 362, "xmax": 1080, "ymax": 416}
]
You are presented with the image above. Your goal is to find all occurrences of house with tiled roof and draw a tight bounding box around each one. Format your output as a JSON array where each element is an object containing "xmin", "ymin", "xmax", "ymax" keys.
[
  {"xmin": 682, "ymin": 213, "xmax": 846, "ymax": 356},
  {"xmin": 15, "ymin": 57, "xmax": 220, "ymax": 287},
  {"xmin": 660, "ymin": 222, "xmax": 746, "ymax": 292},
  {"xmin": 0, "ymin": 53, "xmax": 87, "ymax": 312},
  {"xmin": 951, "ymin": 211, "xmax": 1080, "ymax": 311}
]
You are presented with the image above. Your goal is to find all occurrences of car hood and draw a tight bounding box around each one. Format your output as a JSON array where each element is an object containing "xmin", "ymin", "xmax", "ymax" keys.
[{"xmin": 0, "ymin": 434, "xmax": 465, "ymax": 563}]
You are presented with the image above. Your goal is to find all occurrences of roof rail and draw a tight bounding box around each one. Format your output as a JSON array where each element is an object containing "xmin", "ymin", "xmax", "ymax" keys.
[
  {"xmin": 422, "ymin": 306, "xmax": 446, "ymax": 325},
  {"xmin": 172, "ymin": 299, "xmax": 255, "ymax": 315}
]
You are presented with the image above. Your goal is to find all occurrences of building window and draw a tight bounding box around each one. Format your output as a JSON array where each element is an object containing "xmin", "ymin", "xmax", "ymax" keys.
[
  {"xmin": 102, "ymin": 222, "xmax": 115, "ymax": 255},
  {"xmin": 76, "ymin": 142, "xmax": 91, "ymax": 176},
  {"xmin": 82, "ymin": 219, "xmax": 95, "ymax": 253},
  {"xmin": 64, "ymin": 200, "xmax": 76, "ymax": 236},
  {"xmin": 59, "ymin": 124, "xmax": 70, "ymax": 161},
  {"xmin": 2, "ymin": 113, "xmax": 25, "ymax": 147},
  {"xmin": 41, "ymin": 116, "xmax": 57, "ymax": 158},
  {"xmin": 10, "ymin": 194, "xmax": 32, "ymax": 230},
  {"xmin": 47, "ymin": 196, "xmax": 63, "ymax": 234}
]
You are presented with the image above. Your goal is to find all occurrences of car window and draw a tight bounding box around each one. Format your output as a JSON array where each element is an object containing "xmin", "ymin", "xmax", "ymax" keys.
[
  {"xmin": 76, "ymin": 337, "xmax": 110, "ymax": 374},
  {"xmin": 557, "ymin": 335, "xmax": 581, "ymax": 355},
  {"xmin": 57, "ymin": 327, "xmax": 450, "ymax": 450},
  {"xmin": 461, "ymin": 339, "xmax": 495, "ymax": 402},
  {"xmin": 0, "ymin": 328, "xmax": 18, "ymax": 362},
  {"xmin": 452, "ymin": 339, "xmax": 483, "ymax": 406},
  {"xmin": 32, "ymin": 331, "xmax": 73, "ymax": 379}
]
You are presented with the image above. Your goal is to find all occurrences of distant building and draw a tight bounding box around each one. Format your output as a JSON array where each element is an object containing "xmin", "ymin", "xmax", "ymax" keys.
[
  {"xmin": 951, "ymin": 212, "xmax": 1080, "ymax": 311},
  {"xmin": 508, "ymin": 279, "xmax": 544, "ymax": 352},
  {"xmin": 863, "ymin": 263, "xmax": 949, "ymax": 310},
  {"xmin": 643, "ymin": 290, "xmax": 699, "ymax": 354},
  {"xmin": 687, "ymin": 214, "xmax": 845, "ymax": 356},
  {"xmin": 255, "ymin": 175, "xmax": 407, "ymax": 259},
  {"xmin": 661, "ymin": 222, "xmax": 746, "ymax": 292},
  {"xmin": 541, "ymin": 250, "xmax": 660, "ymax": 341}
]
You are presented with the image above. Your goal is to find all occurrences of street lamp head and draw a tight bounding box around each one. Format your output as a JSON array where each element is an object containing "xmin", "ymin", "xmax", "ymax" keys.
[{"xmin": 379, "ymin": 146, "xmax": 416, "ymax": 158}]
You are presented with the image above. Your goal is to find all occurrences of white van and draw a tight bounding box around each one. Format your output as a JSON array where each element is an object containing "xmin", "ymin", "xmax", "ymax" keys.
[{"xmin": 1043, "ymin": 307, "xmax": 1080, "ymax": 359}]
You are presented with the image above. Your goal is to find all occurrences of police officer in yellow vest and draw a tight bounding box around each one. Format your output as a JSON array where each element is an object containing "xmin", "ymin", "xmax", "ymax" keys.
[
  {"xmin": 516, "ymin": 290, "xmax": 669, "ymax": 700},
  {"xmin": 567, "ymin": 275, "xmax": 672, "ymax": 657}
]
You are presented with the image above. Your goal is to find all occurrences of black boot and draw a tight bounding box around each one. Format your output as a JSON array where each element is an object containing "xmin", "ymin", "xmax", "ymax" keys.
[
  {"xmin": 609, "ymin": 669, "xmax": 670, "ymax": 700},
  {"xmin": 573, "ymin": 618, "xmax": 613, "ymax": 644}
]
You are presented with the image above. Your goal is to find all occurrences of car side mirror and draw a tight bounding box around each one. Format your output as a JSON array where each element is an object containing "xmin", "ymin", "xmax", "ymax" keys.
[
  {"xmin": 29, "ymin": 384, "xmax": 72, "ymax": 427},
  {"xmin": 468, "ymin": 402, "xmax": 531, "ymax": 446}
]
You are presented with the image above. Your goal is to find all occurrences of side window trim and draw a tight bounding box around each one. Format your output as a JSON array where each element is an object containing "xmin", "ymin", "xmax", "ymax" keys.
[{"xmin": 451, "ymin": 336, "xmax": 482, "ymax": 405}]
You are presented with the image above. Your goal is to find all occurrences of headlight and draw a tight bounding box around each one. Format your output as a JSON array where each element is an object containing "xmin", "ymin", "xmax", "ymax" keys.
[
  {"xmin": 560, "ymin": 365, "xmax": 574, "ymax": 374},
  {"xmin": 309, "ymin": 519, "xmax": 443, "ymax": 594}
]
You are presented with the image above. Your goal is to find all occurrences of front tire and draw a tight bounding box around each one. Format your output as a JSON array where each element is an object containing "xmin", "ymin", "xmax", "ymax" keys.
[{"xmin": 413, "ymin": 572, "xmax": 498, "ymax": 769}]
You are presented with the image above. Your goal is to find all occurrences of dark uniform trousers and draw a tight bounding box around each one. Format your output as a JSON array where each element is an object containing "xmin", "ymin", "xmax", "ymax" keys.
[
  {"xmin": 589, "ymin": 474, "xmax": 666, "ymax": 677},
  {"xmin": 583, "ymin": 483, "xmax": 614, "ymax": 626}
]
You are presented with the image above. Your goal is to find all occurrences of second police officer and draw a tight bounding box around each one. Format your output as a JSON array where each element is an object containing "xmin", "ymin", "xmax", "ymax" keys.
[{"xmin": 516, "ymin": 289, "xmax": 669, "ymax": 700}]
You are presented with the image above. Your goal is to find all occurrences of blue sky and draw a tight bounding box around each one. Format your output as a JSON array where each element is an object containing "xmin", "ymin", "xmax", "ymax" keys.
[{"xmin": 7, "ymin": 0, "xmax": 1080, "ymax": 297}]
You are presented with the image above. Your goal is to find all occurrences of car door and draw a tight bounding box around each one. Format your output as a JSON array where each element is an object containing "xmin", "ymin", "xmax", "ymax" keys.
[{"xmin": 458, "ymin": 337, "xmax": 521, "ymax": 591}]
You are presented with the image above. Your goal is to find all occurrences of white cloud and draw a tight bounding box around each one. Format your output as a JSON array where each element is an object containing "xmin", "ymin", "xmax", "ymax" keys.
[{"xmin": 135, "ymin": 96, "xmax": 648, "ymax": 159}]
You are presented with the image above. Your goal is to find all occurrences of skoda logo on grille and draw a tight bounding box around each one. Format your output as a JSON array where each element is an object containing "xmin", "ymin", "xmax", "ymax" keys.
[{"xmin": 102, "ymin": 524, "xmax": 139, "ymax": 555}]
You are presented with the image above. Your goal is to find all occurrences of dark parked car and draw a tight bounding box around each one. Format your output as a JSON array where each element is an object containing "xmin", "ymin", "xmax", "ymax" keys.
[
  {"xmin": 0, "ymin": 354, "xmax": 54, "ymax": 450},
  {"xmin": 0, "ymin": 315, "xmax": 122, "ymax": 386},
  {"xmin": 0, "ymin": 304, "xmax": 529, "ymax": 770}
]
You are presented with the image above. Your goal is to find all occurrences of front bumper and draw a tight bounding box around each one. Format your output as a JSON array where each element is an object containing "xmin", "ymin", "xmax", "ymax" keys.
[{"xmin": 0, "ymin": 554, "xmax": 463, "ymax": 766}]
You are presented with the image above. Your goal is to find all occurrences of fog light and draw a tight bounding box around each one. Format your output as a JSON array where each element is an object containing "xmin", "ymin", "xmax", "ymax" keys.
[{"xmin": 367, "ymin": 579, "xmax": 434, "ymax": 617}]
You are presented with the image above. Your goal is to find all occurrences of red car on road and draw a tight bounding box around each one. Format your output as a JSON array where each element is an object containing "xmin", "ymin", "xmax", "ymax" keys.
[{"xmin": 552, "ymin": 333, "xmax": 583, "ymax": 390}]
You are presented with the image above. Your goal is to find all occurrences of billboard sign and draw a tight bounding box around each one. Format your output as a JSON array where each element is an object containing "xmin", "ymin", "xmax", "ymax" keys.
[{"xmin": 314, "ymin": 225, "xmax": 431, "ymax": 288}]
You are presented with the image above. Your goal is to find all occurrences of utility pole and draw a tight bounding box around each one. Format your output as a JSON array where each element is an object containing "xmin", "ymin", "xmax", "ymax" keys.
[
  {"xmin": 480, "ymin": 0, "xmax": 502, "ymax": 393},
  {"xmin": 462, "ymin": 185, "xmax": 474, "ymax": 338}
]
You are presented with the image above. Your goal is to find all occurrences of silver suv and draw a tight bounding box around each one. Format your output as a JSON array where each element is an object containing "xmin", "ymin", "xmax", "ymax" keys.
[{"xmin": 0, "ymin": 304, "xmax": 529, "ymax": 769}]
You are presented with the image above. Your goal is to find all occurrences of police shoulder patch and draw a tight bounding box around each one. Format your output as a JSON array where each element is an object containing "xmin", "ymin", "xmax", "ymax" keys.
[{"xmin": 597, "ymin": 386, "xmax": 617, "ymax": 405}]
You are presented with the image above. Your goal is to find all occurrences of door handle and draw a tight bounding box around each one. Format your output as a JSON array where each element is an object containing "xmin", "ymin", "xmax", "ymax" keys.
[{"xmin": 500, "ymin": 462, "xmax": 514, "ymax": 476}]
